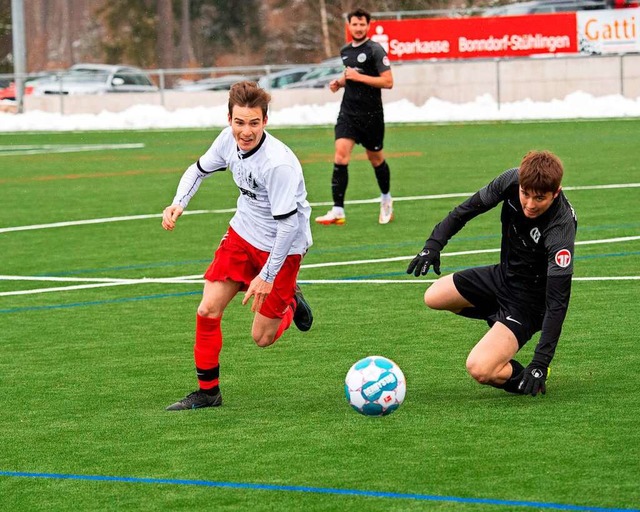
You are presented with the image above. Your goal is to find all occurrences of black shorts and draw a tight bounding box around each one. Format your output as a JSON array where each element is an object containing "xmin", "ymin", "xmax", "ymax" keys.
[
  {"xmin": 452, "ymin": 265, "xmax": 545, "ymax": 347},
  {"xmin": 334, "ymin": 111, "xmax": 385, "ymax": 152}
]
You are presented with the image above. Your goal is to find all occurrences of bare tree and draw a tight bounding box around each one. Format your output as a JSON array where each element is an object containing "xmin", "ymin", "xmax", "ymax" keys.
[
  {"xmin": 156, "ymin": 0, "xmax": 174, "ymax": 68},
  {"xmin": 179, "ymin": 0, "xmax": 196, "ymax": 67},
  {"xmin": 27, "ymin": 0, "xmax": 48, "ymax": 71}
]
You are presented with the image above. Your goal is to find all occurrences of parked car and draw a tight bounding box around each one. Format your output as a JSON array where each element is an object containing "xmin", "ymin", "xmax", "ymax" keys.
[
  {"xmin": 0, "ymin": 73, "xmax": 54, "ymax": 100},
  {"xmin": 282, "ymin": 58, "xmax": 344, "ymax": 89},
  {"xmin": 173, "ymin": 74, "xmax": 254, "ymax": 92},
  {"xmin": 30, "ymin": 64, "xmax": 158, "ymax": 95},
  {"xmin": 258, "ymin": 66, "xmax": 313, "ymax": 90}
]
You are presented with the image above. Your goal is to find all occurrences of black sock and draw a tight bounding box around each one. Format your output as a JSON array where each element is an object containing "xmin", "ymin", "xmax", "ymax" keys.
[
  {"xmin": 500, "ymin": 359, "xmax": 525, "ymax": 394},
  {"xmin": 200, "ymin": 385, "xmax": 220, "ymax": 396},
  {"xmin": 373, "ymin": 160, "xmax": 390, "ymax": 195},
  {"xmin": 331, "ymin": 164, "xmax": 348, "ymax": 207}
]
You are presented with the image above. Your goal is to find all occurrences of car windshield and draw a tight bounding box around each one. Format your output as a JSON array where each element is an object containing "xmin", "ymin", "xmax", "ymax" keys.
[{"xmin": 60, "ymin": 70, "xmax": 110, "ymax": 83}]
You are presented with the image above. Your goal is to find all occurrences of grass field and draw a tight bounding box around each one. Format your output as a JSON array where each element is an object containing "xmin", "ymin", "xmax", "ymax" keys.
[{"xmin": 1, "ymin": 119, "xmax": 639, "ymax": 512}]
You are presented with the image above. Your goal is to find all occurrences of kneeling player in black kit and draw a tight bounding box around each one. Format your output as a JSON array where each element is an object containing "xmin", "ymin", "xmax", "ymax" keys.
[{"xmin": 407, "ymin": 151, "xmax": 577, "ymax": 396}]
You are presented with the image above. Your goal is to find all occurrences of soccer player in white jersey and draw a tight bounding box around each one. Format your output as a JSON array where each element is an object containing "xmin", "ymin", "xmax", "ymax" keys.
[{"xmin": 162, "ymin": 81, "xmax": 313, "ymax": 410}]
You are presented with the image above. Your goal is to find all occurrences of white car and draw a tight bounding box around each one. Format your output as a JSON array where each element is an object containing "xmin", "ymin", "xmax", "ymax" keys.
[
  {"xmin": 31, "ymin": 64, "xmax": 158, "ymax": 95},
  {"xmin": 281, "ymin": 58, "xmax": 344, "ymax": 89}
]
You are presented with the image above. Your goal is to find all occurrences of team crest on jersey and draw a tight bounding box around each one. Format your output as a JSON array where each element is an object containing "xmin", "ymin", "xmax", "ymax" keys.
[
  {"xmin": 244, "ymin": 170, "xmax": 258, "ymax": 189},
  {"xmin": 530, "ymin": 227, "xmax": 541, "ymax": 244},
  {"xmin": 383, "ymin": 56, "xmax": 390, "ymax": 66},
  {"xmin": 555, "ymin": 249, "xmax": 572, "ymax": 268},
  {"xmin": 357, "ymin": 52, "xmax": 367, "ymax": 63}
]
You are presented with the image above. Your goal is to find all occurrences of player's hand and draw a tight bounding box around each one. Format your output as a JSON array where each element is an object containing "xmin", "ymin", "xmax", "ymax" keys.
[
  {"xmin": 343, "ymin": 67, "xmax": 361, "ymax": 82},
  {"xmin": 518, "ymin": 364, "xmax": 548, "ymax": 396},
  {"xmin": 162, "ymin": 204, "xmax": 184, "ymax": 231},
  {"xmin": 242, "ymin": 276, "xmax": 273, "ymax": 313},
  {"xmin": 406, "ymin": 248, "xmax": 441, "ymax": 277},
  {"xmin": 329, "ymin": 79, "xmax": 341, "ymax": 92}
]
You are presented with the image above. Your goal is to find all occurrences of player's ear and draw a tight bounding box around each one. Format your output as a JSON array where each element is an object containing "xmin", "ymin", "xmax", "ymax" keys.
[
  {"xmin": 553, "ymin": 186, "xmax": 562, "ymax": 199},
  {"xmin": 263, "ymin": 115, "xmax": 268, "ymax": 126},
  {"xmin": 227, "ymin": 113, "xmax": 232, "ymax": 125}
]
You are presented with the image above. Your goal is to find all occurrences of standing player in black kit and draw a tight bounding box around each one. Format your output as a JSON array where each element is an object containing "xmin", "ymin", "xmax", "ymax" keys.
[
  {"xmin": 315, "ymin": 7, "xmax": 395, "ymax": 226},
  {"xmin": 407, "ymin": 151, "xmax": 577, "ymax": 397}
]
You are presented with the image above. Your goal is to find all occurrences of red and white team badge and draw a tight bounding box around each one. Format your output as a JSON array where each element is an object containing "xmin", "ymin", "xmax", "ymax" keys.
[{"xmin": 555, "ymin": 249, "xmax": 572, "ymax": 268}]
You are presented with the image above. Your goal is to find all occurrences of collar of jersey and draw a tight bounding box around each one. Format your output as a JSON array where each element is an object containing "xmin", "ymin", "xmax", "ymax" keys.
[
  {"xmin": 237, "ymin": 132, "xmax": 266, "ymax": 159},
  {"xmin": 351, "ymin": 38, "xmax": 369, "ymax": 48}
]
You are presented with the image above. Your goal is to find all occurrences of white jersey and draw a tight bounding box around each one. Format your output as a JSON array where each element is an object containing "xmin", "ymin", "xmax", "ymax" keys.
[{"xmin": 172, "ymin": 127, "xmax": 313, "ymax": 258}]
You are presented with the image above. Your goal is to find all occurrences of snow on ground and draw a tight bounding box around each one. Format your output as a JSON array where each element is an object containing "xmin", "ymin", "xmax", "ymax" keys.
[{"xmin": 1, "ymin": 91, "xmax": 640, "ymax": 132}]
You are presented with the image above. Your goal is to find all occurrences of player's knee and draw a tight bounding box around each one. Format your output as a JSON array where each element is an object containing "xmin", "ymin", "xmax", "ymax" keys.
[
  {"xmin": 252, "ymin": 330, "xmax": 275, "ymax": 348},
  {"xmin": 424, "ymin": 285, "xmax": 447, "ymax": 310},
  {"xmin": 197, "ymin": 303, "xmax": 224, "ymax": 318},
  {"xmin": 465, "ymin": 356, "xmax": 493, "ymax": 384},
  {"xmin": 368, "ymin": 153, "xmax": 384, "ymax": 167},
  {"xmin": 423, "ymin": 287, "xmax": 437, "ymax": 309}
]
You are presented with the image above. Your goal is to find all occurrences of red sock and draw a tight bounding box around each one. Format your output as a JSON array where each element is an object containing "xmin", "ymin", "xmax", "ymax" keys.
[
  {"xmin": 194, "ymin": 314, "xmax": 222, "ymax": 390},
  {"xmin": 273, "ymin": 305, "xmax": 294, "ymax": 342}
]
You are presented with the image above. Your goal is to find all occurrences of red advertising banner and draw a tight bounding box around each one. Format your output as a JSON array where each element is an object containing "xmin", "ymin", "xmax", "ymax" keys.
[{"xmin": 358, "ymin": 14, "xmax": 578, "ymax": 60}]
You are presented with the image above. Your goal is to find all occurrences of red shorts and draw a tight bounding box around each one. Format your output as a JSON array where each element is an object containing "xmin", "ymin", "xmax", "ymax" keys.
[{"xmin": 204, "ymin": 227, "xmax": 302, "ymax": 320}]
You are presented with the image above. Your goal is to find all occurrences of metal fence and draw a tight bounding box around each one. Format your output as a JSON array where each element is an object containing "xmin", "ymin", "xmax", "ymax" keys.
[{"xmin": 2, "ymin": 53, "xmax": 639, "ymax": 115}]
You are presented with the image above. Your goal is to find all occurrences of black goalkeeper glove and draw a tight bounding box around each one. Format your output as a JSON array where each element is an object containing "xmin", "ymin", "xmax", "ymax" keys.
[
  {"xmin": 518, "ymin": 364, "xmax": 548, "ymax": 396},
  {"xmin": 407, "ymin": 246, "xmax": 441, "ymax": 277}
]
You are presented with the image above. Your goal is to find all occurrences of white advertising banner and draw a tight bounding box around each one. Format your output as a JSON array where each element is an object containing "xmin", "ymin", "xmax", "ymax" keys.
[{"xmin": 578, "ymin": 8, "xmax": 640, "ymax": 54}]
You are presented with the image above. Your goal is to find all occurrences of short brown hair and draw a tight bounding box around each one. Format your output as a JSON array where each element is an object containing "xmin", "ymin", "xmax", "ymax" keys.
[
  {"xmin": 347, "ymin": 8, "xmax": 371, "ymax": 23},
  {"xmin": 518, "ymin": 150, "xmax": 564, "ymax": 194},
  {"xmin": 228, "ymin": 81, "xmax": 271, "ymax": 119}
]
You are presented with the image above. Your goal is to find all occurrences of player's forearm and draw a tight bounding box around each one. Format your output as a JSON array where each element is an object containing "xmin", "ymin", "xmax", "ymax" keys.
[
  {"xmin": 172, "ymin": 162, "xmax": 206, "ymax": 208},
  {"xmin": 428, "ymin": 192, "xmax": 489, "ymax": 250},
  {"xmin": 533, "ymin": 275, "xmax": 572, "ymax": 367},
  {"xmin": 358, "ymin": 73, "xmax": 393, "ymax": 89},
  {"xmin": 259, "ymin": 214, "xmax": 298, "ymax": 283},
  {"xmin": 533, "ymin": 310, "xmax": 566, "ymax": 367}
]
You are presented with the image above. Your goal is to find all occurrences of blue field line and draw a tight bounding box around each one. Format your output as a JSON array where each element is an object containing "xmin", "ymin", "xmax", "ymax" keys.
[
  {"xmin": 35, "ymin": 259, "xmax": 209, "ymax": 277},
  {"xmin": 0, "ymin": 471, "xmax": 636, "ymax": 511},
  {"xmin": 0, "ymin": 291, "xmax": 201, "ymax": 314}
]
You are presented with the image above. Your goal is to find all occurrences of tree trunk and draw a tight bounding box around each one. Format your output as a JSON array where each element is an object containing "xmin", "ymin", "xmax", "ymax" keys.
[{"xmin": 156, "ymin": 0, "xmax": 175, "ymax": 83}]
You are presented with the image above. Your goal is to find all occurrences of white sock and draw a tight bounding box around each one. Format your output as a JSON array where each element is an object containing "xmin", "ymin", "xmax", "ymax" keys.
[
  {"xmin": 332, "ymin": 206, "xmax": 345, "ymax": 216},
  {"xmin": 381, "ymin": 193, "xmax": 392, "ymax": 204}
]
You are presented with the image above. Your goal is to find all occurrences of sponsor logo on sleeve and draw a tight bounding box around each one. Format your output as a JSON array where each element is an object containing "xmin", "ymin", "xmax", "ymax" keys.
[{"xmin": 555, "ymin": 249, "xmax": 572, "ymax": 268}]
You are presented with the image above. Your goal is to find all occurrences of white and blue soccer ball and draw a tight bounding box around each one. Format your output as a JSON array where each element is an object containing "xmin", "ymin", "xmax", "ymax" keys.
[{"xmin": 344, "ymin": 356, "xmax": 406, "ymax": 416}]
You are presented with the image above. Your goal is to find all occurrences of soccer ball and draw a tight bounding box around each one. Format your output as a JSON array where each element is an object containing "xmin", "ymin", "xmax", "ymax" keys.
[{"xmin": 344, "ymin": 356, "xmax": 406, "ymax": 416}]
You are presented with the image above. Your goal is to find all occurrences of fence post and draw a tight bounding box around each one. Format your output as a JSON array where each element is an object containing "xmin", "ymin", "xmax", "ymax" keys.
[
  {"xmin": 495, "ymin": 58, "xmax": 501, "ymax": 111},
  {"xmin": 158, "ymin": 69, "xmax": 166, "ymax": 108},
  {"xmin": 620, "ymin": 54, "xmax": 624, "ymax": 98}
]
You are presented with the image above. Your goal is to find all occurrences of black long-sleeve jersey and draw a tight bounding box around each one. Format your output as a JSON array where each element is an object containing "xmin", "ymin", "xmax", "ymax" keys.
[
  {"xmin": 339, "ymin": 39, "xmax": 391, "ymax": 116},
  {"xmin": 426, "ymin": 168, "xmax": 578, "ymax": 367}
]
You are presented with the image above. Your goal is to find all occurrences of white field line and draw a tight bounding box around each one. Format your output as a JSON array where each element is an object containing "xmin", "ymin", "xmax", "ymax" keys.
[
  {"xmin": 0, "ymin": 143, "xmax": 145, "ymax": 157},
  {"xmin": 1, "ymin": 235, "xmax": 638, "ymax": 297},
  {"xmin": 0, "ymin": 209, "xmax": 236, "ymax": 234},
  {"xmin": 298, "ymin": 277, "xmax": 640, "ymax": 283},
  {"xmin": 2, "ymin": 275, "xmax": 638, "ymax": 297},
  {"xmin": 2, "ymin": 182, "xmax": 639, "ymax": 234}
]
